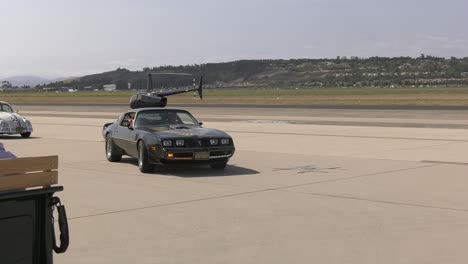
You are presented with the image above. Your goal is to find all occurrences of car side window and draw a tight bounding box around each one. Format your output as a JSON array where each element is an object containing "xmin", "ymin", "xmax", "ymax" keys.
[{"xmin": 120, "ymin": 112, "xmax": 135, "ymax": 127}]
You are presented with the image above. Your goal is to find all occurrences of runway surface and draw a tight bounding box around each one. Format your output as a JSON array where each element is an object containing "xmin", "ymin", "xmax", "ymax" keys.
[
  {"xmin": 3, "ymin": 105, "xmax": 468, "ymax": 263},
  {"xmin": 16, "ymin": 102, "xmax": 468, "ymax": 110}
]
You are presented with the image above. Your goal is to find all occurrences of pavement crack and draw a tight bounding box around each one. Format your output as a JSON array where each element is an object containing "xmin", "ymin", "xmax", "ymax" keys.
[
  {"xmin": 421, "ymin": 160, "xmax": 468, "ymax": 166},
  {"xmin": 68, "ymin": 188, "xmax": 275, "ymax": 221},
  {"xmin": 280, "ymin": 190, "xmax": 468, "ymax": 213},
  {"xmin": 68, "ymin": 164, "xmax": 437, "ymax": 220}
]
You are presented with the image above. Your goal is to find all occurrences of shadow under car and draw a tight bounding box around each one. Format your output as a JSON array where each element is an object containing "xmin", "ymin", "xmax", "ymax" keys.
[{"xmin": 119, "ymin": 157, "xmax": 258, "ymax": 177}]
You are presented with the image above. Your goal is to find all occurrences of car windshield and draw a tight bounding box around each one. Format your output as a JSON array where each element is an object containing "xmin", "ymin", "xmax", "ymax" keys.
[
  {"xmin": 0, "ymin": 103, "xmax": 13, "ymax": 113},
  {"xmin": 135, "ymin": 110, "xmax": 199, "ymax": 127}
]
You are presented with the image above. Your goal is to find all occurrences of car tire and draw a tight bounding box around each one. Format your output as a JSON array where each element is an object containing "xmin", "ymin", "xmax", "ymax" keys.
[
  {"xmin": 106, "ymin": 135, "xmax": 122, "ymax": 162},
  {"xmin": 138, "ymin": 141, "xmax": 153, "ymax": 173},
  {"xmin": 20, "ymin": 132, "xmax": 31, "ymax": 138},
  {"xmin": 210, "ymin": 161, "xmax": 227, "ymax": 170}
]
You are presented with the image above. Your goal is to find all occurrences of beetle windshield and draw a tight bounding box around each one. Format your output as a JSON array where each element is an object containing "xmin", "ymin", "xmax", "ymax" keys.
[
  {"xmin": 135, "ymin": 110, "xmax": 199, "ymax": 127},
  {"xmin": 0, "ymin": 103, "xmax": 13, "ymax": 113}
]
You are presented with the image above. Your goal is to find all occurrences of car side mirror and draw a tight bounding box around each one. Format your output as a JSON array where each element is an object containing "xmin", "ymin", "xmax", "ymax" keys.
[{"xmin": 198, "ymin": 122, "xmax": 203, "ymax": 126}]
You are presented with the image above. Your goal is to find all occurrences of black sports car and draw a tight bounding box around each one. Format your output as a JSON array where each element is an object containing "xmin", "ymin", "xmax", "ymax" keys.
[{"xmin": 102, "ymin": 108, "xmax": 235, "ymax": 173}]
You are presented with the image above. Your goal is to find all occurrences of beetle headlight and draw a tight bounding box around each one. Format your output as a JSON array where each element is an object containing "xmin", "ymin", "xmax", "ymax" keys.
[
  {"xmin": 162, "ymin": 140, "xmax": 172, "ymax": 147},
  {"xmin": 210, "ymin": 139, "xmax": 218, "ymax": 145},
  {"xmin": 175, "ymin": 140, "xmax": 184, "ymax": 146},
  {"xmin": 221, "ymin": 138, "xmax": 230, "ymax": 145}
]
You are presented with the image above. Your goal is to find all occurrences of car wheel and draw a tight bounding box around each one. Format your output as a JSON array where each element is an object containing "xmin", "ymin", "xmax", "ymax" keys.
[
  {"xmin": 20, "ymin": 132, "xmax": 31, "ymax": 138},
  {"xmin": 106, "ymin": 135, "xmax": 122, "ymax": 162},
  {"xmin": 210, "ymin": 161, "xmax": 227, "ymax": 170},
  {"xmin": 138, "ymin": 141, "xmax": 153, "ymax": 173}
]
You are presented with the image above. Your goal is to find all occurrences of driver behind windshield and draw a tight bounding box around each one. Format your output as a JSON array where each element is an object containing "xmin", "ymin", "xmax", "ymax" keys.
[
  {"xmin": 163, "ymin": 112, "xmax": 182, "ymax": 125},
  {"xmin": 135, "ymin": 111, "xmax": 196, "ymax": 127}
]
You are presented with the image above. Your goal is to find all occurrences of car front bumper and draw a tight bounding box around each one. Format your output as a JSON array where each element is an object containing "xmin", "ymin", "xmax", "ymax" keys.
[
  {"xmin": 0, "ymin": 126, "xmax": 33, "ymax": 135},
  {"xmin": 149, "ymin": 146, "xmax": 235, "ymax": 165}
]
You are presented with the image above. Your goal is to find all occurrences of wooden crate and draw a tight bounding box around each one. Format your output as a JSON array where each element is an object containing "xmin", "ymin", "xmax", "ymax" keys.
[{"xmin": 0, "ymin": 156, "xmax": 58, "ymax": 192}]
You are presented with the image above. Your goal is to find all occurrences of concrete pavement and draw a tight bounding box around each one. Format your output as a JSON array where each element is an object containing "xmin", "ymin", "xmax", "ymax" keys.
[{"xmin": 2, "ymin": 107, "xmax": 468, "ymax": 263}]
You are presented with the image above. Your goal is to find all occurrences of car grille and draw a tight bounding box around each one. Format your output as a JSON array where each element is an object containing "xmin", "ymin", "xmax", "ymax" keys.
[
  {"xmin": 181, "ymin": 139, "xmax": 209, "ymax": 148},
  {"xmin": 178, "ymin": 138, "xmax": 232, "ymax": 148}
]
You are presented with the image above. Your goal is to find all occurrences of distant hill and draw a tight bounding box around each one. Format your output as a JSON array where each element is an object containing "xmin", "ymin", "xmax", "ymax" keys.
[
  {"xmin": 38, "ymin": 56, "xmax": 468, "ymax": 90},
  {"xmin": 50, "ymin": 77, "xmax": 78, "ymax": 83},
  {"xmin": 0, "ymin": 76, "xmax": 51, "ymax": 87}
]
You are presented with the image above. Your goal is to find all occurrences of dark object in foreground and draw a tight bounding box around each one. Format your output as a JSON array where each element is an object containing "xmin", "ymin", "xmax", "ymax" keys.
[
  {"xmin": 102, "ymin": 108, "xmax": 235, "ymax": 173},
  {"xmin": 0, "ymin": 156, "xmax": 68, "ymax": 264}
]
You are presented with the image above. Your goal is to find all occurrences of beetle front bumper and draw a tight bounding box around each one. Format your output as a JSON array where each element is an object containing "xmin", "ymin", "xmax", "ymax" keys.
[{"xmin": 0, "ymin": 126, "xmax": 33, "ymax": 135}]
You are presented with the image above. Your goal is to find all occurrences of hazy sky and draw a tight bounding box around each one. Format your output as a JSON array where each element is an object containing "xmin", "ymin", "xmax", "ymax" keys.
[{"xmin": 0, "ymin": 0, "xmax": 467, "ymax": 77}]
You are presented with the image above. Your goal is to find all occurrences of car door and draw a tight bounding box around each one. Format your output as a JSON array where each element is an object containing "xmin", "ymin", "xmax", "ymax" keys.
[
  {"xmin": 113, "ymin": 112, "xmax": 135, "ymax": 153},
  {"xmin": 124, "ymin": 112, "xmax": 139, "ymax": 157}
]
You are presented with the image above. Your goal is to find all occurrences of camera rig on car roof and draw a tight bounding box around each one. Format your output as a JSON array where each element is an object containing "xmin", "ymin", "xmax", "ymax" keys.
[{"xmin": 129, "ymin": 73, "xmax": 203, "ymax": 109}]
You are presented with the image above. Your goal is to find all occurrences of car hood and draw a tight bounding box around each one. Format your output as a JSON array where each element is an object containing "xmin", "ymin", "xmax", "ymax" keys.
[
  {"xmin": 0, "ymin": 112, "xmax": 28, "ymax": 126},
  {"xmin": 138, "ymin": 126, "xmax": 231, "ymax": 138}
]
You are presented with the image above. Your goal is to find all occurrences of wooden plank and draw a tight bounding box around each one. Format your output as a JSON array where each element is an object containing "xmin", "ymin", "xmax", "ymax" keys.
[
  {"xmin": 0, "ymin": 156, "xmax": 58, "ymax": 174},
  {"xmin": 0, "ymin": 171, "xmax": 58, "ymax": 192}
]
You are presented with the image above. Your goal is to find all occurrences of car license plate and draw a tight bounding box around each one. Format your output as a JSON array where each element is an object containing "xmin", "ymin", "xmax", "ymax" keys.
[
  {"xmin": 194, "ymin": 151, "xmax": 209, "ymax": 160},
  {"xmin": 16, "ymin": 127, "xmax": 24, "ymax": 132}
]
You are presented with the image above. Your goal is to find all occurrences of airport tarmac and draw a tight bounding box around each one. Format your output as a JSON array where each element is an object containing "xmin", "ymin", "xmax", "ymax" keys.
[{"xmin": 3, "ymin": 105, "xmax": 468, "ymax": 263}]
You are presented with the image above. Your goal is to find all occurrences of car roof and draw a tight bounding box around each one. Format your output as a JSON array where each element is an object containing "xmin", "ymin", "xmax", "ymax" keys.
[{"xmin": 130, "ymin": 108, "xmax": 190, "ymax": 113}]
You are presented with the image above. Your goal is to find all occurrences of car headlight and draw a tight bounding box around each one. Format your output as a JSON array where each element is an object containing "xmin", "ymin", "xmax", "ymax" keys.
[
  {"xmin": 210, "ymin": 139, "xmax": 218, "ymax": 145},
  {"xmin": 175, "ymin": 139, "xmax": 184, "ymax": 146},
  {"xmin": 221, "ymin": 138, "xmax": 230, "ymax": 145},
  {"xmin": 162, "ymin": 140, "xmax": 172, "ymax": 147}
]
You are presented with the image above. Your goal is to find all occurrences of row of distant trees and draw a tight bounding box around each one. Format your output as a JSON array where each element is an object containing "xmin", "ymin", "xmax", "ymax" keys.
[
  {"xmin": 1, "ymin": 81, "xmax": 35, "ymax": 89},
  {"xmin": 1, "ymin": 81, "xmax": 12, "ymax": 88}
]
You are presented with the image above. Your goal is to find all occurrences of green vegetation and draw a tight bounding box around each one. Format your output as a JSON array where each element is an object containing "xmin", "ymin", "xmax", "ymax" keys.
[
  {"xmin": 3, "ymin": 87, "xmax": 468, "ymax": 106},
  {"xmin": 4, "ymin": 87, "xmax": 468, "ymax": 97},
  {"xmin": 3, "ymin": 57, "xmax": 468, "ymax": 106},
  {"xmin": 10, "ymin": 56, "xmax": 464, "ymax": 91},
  {"xmin": 2, "ymin": 91, "xmax": 135, "ymax": 97},
  {"xmin": 203, "ymin": 87, "xmax": 468, "ymax": 96}
]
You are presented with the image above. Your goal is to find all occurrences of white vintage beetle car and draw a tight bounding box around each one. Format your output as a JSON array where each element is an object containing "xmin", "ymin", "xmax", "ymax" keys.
[{"xmin": 0, "ymin": 101, "xmax": 33, "ymax": 138}]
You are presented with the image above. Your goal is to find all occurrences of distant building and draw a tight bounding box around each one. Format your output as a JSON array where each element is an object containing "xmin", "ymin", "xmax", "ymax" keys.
[
  {"xmin": 59, "ymin": 87, "xmax": 77, "ymax": 93},
  {"xmin": 103, "ymin": 84, "xmax": 116, "ymax": 91}
]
